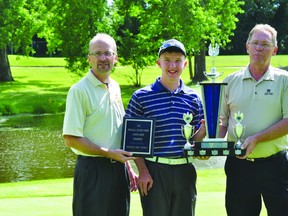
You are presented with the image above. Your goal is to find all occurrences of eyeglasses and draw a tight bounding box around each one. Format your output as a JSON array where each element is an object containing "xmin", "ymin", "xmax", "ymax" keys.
[
  {"xmin": 89, "ymin": 51, "xmax": 115, "ymax": 57},
  {"xmin": 249, "ymin": 41, "xmax": 273, "ymax": 49}
]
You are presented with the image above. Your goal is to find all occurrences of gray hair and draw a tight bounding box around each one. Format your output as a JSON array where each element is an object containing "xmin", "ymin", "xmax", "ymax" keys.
[{"xmin": 247, "ymin": 24, "xmax": 278, "ymax": 47}]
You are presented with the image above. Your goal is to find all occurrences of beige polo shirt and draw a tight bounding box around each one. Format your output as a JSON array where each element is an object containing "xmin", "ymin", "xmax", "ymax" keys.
[
  {"xmin": 63, "ymin": 70, "xmax": 125, "ymax": 156},
  {"xmin": 221, "ymin": 66, "xmax": 288, "ymax": 158}
]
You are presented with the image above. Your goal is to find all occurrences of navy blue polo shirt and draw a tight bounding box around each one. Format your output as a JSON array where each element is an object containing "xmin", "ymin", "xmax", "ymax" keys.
[{"xmin": 125, "ymin": 77, "xmax": 204, "ymax": 157}]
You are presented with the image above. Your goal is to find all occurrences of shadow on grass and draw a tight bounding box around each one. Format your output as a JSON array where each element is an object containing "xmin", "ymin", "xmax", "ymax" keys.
[{"xmin": 0, "ymin": 79, "xmax": 69, "ymax": 115}]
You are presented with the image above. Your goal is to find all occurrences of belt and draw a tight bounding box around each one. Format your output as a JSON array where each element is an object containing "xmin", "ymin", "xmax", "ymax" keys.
[
  {"xmin": 246, "ymin": 150, "xmax": 286, "ymax": 162},
  {"xmin": 145, "ymin": 157, "xmax": 193, "ymax": 165},
  {"xmin": 78, "ymin": 155, "xmax": 117, "ymax": 163}
]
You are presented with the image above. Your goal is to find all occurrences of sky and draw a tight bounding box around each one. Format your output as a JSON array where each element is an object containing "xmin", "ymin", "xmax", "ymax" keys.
[{"xmin": 108, "ymin": 0, "xmax": 113, "ymax": 6}]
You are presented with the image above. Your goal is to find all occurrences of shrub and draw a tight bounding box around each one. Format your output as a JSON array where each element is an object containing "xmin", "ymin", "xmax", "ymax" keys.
[{"xmin": 0, "ymin": 104, "xmax": 17, "ymax": 116}]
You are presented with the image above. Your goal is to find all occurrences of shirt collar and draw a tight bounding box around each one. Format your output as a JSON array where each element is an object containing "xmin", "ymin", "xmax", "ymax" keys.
[
  {"xmin": 153, "ymin": 77, "xmax": 189, "ymax": 93},
  {"xmin": 87, "ymin": 69, "xmax": 107, "ymax": 88},
  {"xmin": 243, "ymin": 66, "xmax": 275, "ymax": 81}
]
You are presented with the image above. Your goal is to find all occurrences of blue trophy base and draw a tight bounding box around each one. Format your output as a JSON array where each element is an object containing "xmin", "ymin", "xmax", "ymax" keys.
[{"xmin": 183, "ymin": 140, "xmax": 246, "ymax": 156}]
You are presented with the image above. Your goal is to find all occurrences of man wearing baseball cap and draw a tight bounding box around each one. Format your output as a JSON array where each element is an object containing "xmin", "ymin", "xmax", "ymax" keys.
[{"xmin": 125, "ymin": 39, "xmax": 206, "ymax": 216}]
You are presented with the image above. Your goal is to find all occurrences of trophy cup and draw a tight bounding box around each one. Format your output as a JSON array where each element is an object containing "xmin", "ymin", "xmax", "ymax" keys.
[
  {"xmin": 181, "ymin": 112, "xmax": 195, "ymax": 149},
  {"xmin": 183, "ymin": 43, "xmax": 246, "ymax": 156},
  {"xmin": 233, "ymin": 111, "xmax": 245, "ymax": 149},
  {"xmin": 204, "ymin": 43, "xmax": 222, "ymax": 83}
]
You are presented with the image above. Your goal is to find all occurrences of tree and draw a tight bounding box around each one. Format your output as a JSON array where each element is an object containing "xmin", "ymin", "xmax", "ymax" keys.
[
  {"xmin": 109, "ymin": 0, "xmax": 244, "ymax": 86},
  {"xmin": 183, "ymin": 0, "xmax": 244, "ymax": 82},
  {"xmin": 115, "ymin": 0, "xmax": 244, "ymax": 83},
  {"xmin": 272, "ymin": 1, "xmax": 288, "ymax": 53},
  {"xmin": 113, "ymin": 0, "xmax": 155, "ymax": 86},
  {"xmin": 0, "ymin": 0, "xmax": 113, "ymax": 82},
  {"xmin": 0, "ymin": 0, "xmax": 46, "ymax": 82},
  {"xmin": 223, "ymin": 0, "xmax": 288, "ymax": 54},
  {"xmin": 41, "ymin": 0, "xmax": 112, "ymax": 75}
]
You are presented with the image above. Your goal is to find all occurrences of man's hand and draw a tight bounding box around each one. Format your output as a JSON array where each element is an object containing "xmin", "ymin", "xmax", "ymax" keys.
[
  {"xmin": 134, "ymin": 158, "xmax": 153, "ymax": 196},
  {"xmin": 236, "ymin": 135, "xmax": 258, "ymax": 159},
  {"xmin": 126, "ymin": 161, "xmax": 138, "ymax": 192},
  {"xmin": 107, "ymin": 149, "xmax": 136, "ymax": 163},
  {"xmin": 138, "ymin": 169, "xmax": 153, "ymax": 196}
]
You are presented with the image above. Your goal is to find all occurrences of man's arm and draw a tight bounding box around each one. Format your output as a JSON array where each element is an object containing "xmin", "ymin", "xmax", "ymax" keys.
[
  {"xmin": 126, "ymin": 161, "xmax": 138, "ymax": 192},
  {"xmin": 63, "ymin": 135, "xmax": 135, "ymax": 163},
  {"xmin": 242, "ymin": 118, "xmax": 288, "ymax": 156},
  {"xmin": 134, "ymin": 158, "xmax": 153, "ymax": 196},
  {"xmin": 219, "ymin": 125, "xmax": 228, "ymax": 138}
]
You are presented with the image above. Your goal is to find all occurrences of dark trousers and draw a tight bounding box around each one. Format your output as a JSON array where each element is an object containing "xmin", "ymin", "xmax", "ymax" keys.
[
  {"xmin": 73, "ymin": 156, "xmax": 130, "ymax": 216},
  {"xmin": 225, "ymin": 151, "xmax": 288, "ymax": 216},
  {"xmin": 140, "ymin": 160, "xmax": 197, "ymax": 216}
]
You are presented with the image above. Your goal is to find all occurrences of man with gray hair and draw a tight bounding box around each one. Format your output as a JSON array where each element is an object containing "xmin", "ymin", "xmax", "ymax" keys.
[
  {"xmin": 220, "ymin": 24, "xmax": 288, "ymax": 216},
  {"xmin": 63, "ymin": 33, "xmax": 137, "ymax": 216}
]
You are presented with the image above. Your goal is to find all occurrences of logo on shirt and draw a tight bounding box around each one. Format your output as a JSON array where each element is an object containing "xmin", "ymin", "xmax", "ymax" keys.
[{"xmin": 264, "ymin": 89, "xmax": 273, "ymax": 96}]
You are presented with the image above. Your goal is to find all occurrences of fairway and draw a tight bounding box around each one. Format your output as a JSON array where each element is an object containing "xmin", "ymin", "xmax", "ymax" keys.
[{"xmin": 0, "ymin": 169, "xmax": 268, "ymax": 216}]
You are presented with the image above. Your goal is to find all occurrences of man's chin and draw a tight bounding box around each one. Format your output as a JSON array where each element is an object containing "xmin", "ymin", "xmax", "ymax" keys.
[{"xmin": 98, "ymin": 66, "xmax": 111, "ymax": 73}]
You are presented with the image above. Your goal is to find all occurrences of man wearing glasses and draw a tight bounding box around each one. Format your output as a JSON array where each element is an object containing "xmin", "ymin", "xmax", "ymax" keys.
[
  {"xmin": 63, "ymin": 33, "xmax": 137, "ymax": 216},
  {"xmin": 220, "ymin": 24, "xmax": 288, "ymax": 216}
]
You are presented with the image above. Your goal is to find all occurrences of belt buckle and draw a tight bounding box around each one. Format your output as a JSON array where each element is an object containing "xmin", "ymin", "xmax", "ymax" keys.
[{"xmin": 246, "ymin": 158, "xmax": 254, "ymax": 162}]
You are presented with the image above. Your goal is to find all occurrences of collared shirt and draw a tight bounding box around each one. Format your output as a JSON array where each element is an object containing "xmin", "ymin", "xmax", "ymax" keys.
[
  {"xmin": 125, "ymin": 77, "xmax": 204, "ymax": 157},
  {"xmin": 63, "ymin": 70, "xmax": 125, "ymax": 156},
  {"xmin": 221, "ymin": 66, "xmax": 288, "ymax": 158}
]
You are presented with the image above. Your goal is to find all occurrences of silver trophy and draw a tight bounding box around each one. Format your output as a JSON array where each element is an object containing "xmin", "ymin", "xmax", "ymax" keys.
[
  {"xmin": 183, "ymin": 43, "xmax": 246, "ymax": 156},
  {"xmin": 204, "ymin": 43, "xmax": 222, "ymax": 83},
  {"xmin": 181, "ymin": 112, "xmax": 194, "ymax": 149},
  {"xmin": 233, "ymin": 111, "xmax": 245, "ymax": 149}
]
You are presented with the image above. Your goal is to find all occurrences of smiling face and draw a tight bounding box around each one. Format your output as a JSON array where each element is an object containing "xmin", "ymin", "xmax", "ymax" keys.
[
  {"xmin": 88, "ymin": 38, "xmax": 118, "ymax": 81},
  {"xmin": 246, "ymin": 30, "xmax": 278, "ymax": 68},
  {"xmin": 157, "ymin": 51, "xmax": 187, "ymax": 84}
]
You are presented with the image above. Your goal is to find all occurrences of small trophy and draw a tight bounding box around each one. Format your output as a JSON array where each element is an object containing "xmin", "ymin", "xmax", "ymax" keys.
[
  {"xmin": 233, "ymin": 111, "xmax": 245, "ymax": 149},
  {"xmin": 181, "ymin": 112, "xmax": 194, "ymax": 149}
]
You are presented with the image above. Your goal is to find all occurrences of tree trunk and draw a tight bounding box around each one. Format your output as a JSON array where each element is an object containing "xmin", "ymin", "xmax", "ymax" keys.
[
  {"xmin": 188, "ymin": 55, "xmax": 193, "ymax": 80},
  {"xmin": 192, "ymin": 45, "xmax": 207, "ymax": 83},
  {"xmin": 0, "ymin": 47, "xmax": 14, "ymax": 82}
]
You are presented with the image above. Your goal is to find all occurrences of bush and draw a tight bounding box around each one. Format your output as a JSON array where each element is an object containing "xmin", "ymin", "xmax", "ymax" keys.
[{"xmin": 0, "ymin": 104, "xmax": 17, "ymax": 116}]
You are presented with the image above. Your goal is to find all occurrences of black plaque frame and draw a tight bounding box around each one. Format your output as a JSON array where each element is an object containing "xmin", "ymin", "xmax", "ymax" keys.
[{"xmin": 121, "ymin": 117, "xmax": 155, "ymax": 157}]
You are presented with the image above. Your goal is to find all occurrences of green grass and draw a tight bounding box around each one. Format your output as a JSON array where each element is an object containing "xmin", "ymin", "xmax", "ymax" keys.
[
  {"xmin": 0, "ymin": 169, "xmax": 268, "ymax": 216},
  {"xmin": 0, "ymin": 169, "xmax": 226, "ymax": 216},
  {"xmin": 8, "ymin": 55, "xmax": 66, "ymax": 67}
]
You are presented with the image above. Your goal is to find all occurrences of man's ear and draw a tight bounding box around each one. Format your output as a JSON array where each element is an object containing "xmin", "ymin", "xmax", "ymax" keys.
[
  {"xmin": 272, "ymin": 47, "xmax": 278, "ymax": 56},
  {"xmin": 183, "ymin": 60, "xmax": 188, "ymax": 68},
  {"xmin": 245, "ymin": 43, "xmax": 250, "ymax": 55},
  {"xmin": 88, "ymin": 55, "xmax": 92, "ymax": 64}
]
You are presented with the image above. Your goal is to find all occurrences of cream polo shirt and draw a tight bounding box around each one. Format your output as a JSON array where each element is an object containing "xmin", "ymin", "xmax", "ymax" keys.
[
  {"xmin": 221, "ymin": 66, "xmax": 288, "ymax": 158},
  {"xmin": 63, "ymin": 70, "xmax": 125, "ymax": 156}
]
